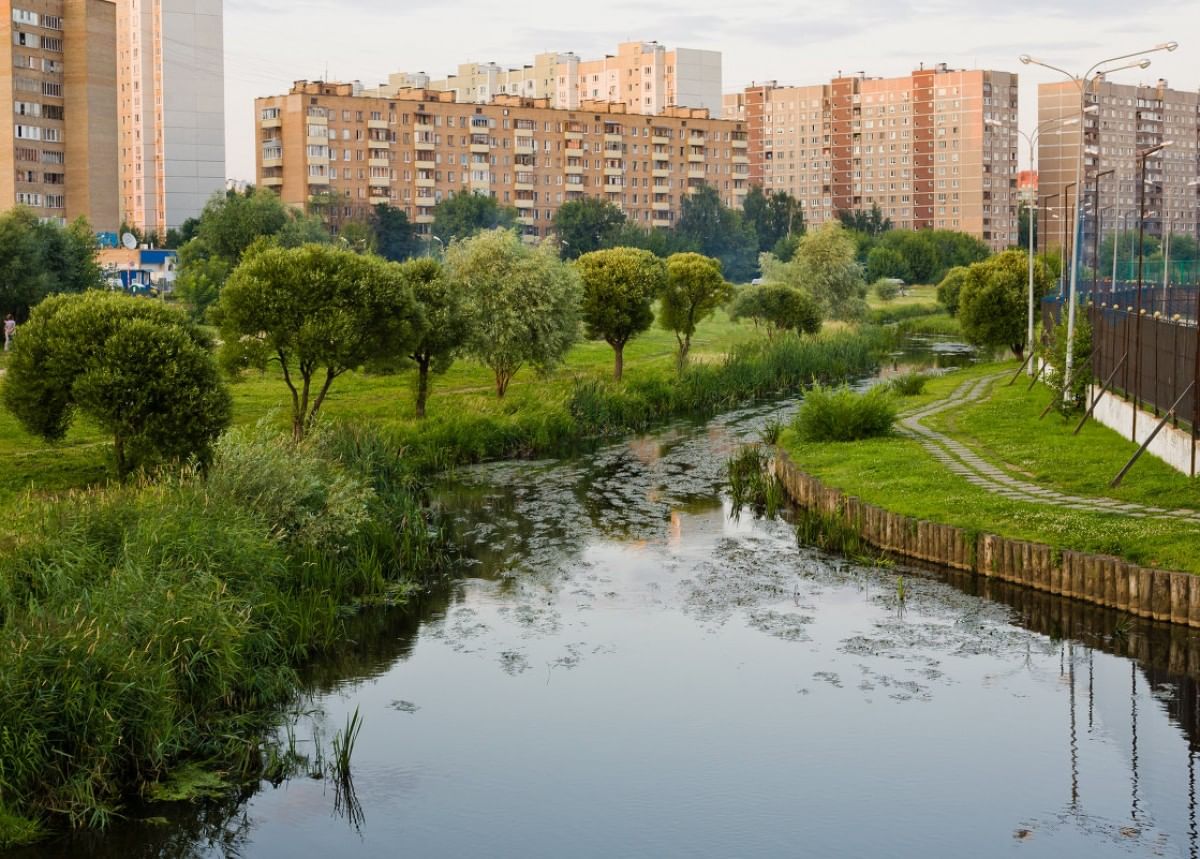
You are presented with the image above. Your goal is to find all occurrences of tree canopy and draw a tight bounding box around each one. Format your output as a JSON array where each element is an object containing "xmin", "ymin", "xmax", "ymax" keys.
[
  {"xmin": 659, "ymin": 252, "xmax": 733, "ymax": 369},
  {"xmin": 764, "ymin": 221, "xmax": 867, "ymax": 322},
  {"xmin": 445, "ymin": 229, "xmax": 582, "ymax": 397},
  {"xmin": 0, "ymin": 209, "xmax": 104, "ymax": 318},
  {"xmin": 217, "ymin": 244, "xmax": 425, "ymax": 438},
  {"xmin": 957, "ymin": 249, "xmax": 1053, "ymax": 357},
  {"xmin": 742, "ymin": 186, "xmax": 804, "ymax": 253},
  {"xmin": 371, "ymin": 204, "xmax": 422, "ymax": 262},
  {"xmin": 431, "ymin": 191, "xmax": 518, "ymax": 242},
  {"xmin": 400, "ymin": 257, "xmax": 474, "ymax": 417},
  {"xmin": 575, "ymin": 247, "xmax": 666, "ymax": 380},
  {"xmin": 553, "ymin": 198, "xmax": 628, "ymax": 260},
  {"xmin": 729, "ymin": 282, "xmax": 822, "ymax": 338},
  {"xmin": 1, "ymin": 291, "xmax": 231, "ymax": 478},
  {"xmin": 676, "ymin": 184, "xmax": 759, "ymax": 283},
  {"xmin": 837, "ymin": 204, "xmax": 892, "ymax": 237}
]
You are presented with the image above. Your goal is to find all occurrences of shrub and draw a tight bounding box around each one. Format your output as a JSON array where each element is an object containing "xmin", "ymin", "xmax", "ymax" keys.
[
  {"xmin": 936, "ymin": 266, "xmax": 969, "ymax": 315},
  {"xmin": 873, "ymin": 278, "xmax": 900, "ymax": 302},
  {"xmin": 889, "ymin": 371, "xmax": 928, "ymax": 396},
  {"xmin": 792, "ymin": 383, "xmax": 897, "ymax": 442}
]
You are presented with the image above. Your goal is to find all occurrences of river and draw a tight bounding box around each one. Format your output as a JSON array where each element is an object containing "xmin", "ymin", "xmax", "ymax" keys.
[{"xmin": 18, "ymin": 337, "xmax": 1200, "ymax": 858}]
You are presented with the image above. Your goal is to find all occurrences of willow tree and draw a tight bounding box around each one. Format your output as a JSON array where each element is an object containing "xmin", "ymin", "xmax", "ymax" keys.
[
  {"xmin": 575, "ymin": 247, "xmax": 666, "ymax": 380},
  {"xmin": 400, "ymin": 257, "xmax": 473, "ymax": 417},
  {"xmin": 659, "ymin": 252, "xmax": 733, "ymax": 370}
]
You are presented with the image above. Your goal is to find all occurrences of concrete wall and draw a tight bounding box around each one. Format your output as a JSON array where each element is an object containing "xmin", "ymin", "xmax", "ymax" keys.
[
  {"xmin": 1088, "ymin": 385, "xmax": 1198, "ymax": 476},
  {"xmin": 775, "ymin": 451, "xmax": 1200, "ymax": 628},
  {"xmin": 673, "ymin": 48, "xmax": 722, "ymax": 113},
  {"xmin": 64, "ymin": 0, "xmax": 119, "ymax": 231}
]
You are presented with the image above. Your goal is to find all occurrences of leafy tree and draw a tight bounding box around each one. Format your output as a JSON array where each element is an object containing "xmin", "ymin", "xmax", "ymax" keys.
[
  {"xmin": 936, "ymin": 266, "xmax": 970, "ymax": 316},
  {"xmin": 744, "ymin": 186, "xmax": 805, "ymax": 253},
  {"xmin": 772, "ymin": 233, "xmax": 801, "ymax": 263},
  {"xmin": 217, "ymin": 244, "xmax": 425, "ymax": 439},
  {"xmin": 554, "ymin": 198, "xmax": 627, "ymax": 259},
  {"xmin": 675, "ymin": 184, "xmax": 759, "ymax": 282},
  {"xmin": 575, "ymin": 247, "xmax": 666, "ymax": 380},
  {"xmin": 401, "ymin": 258, "xmax": 474, "ymax": 417},
  {"xmin": 837, "ymin": 204, "xmax": 892, "ymax": 237},
  {"xmin": 0, "ymin": 210, "xmax": 104, "ymax": 318},
  {"xmin": 958, "ymin": 250, "xmax": 1053, "ymax": 357},
  {"xmin": 2, "ymin": 291, "xmax": 231, "ymax": 478},
  {"xmin": 193, "ymin": 187, "xmax": 326, "ymax": 263},
  {"xmin": 865, "ymin": 246, "xmax": 910, "ymax": 283},
  {"xmin": 1041, "ymin": 311, "xmax": 1092, "ymax": 414},
  {"xmin": 609, "ymin": 221, "xmax": 694, "ymax": 257},
  {"xmin": 174, "ymin": 251, "xmax": 231, "ymax": 323},
  {"xmin": 659, "ymin": 252, "xmax": 733, "ymax": 370},
  {"xmin": 431, "ymin": 191, "xmax": 518, "ymax": 242},
  {"xmin": 337, "ymin": 220, "xmax": 376, "ymax": 254},
  {"xmin": 773, "ymin": 221, "xmax": 867, "ymax": 322},
  {"xmin": 729, "ymin": 283, "xmax": 822, "ymax": 338},
  {"xmin": 925, "ymin": 229, "xmax": 990, "ymax": 278},
  {"xmin": 371, "ymin": 204, "xmax": 421, "ymax": 262},
  {"xmin": 445, "ymin": 229, "xmax": 581, "ymax": 397},
  {"xmin": 873, "ymin": 278, "xmax": 900, "ymax": 302}
]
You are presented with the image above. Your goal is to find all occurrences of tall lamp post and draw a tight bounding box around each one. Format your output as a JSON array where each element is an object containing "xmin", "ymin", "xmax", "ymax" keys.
[
  {"xmin": 1132, "ymin": 142, "xmax": 1171, "ymax": 433},
  {"xmin": 1090, "ymin": 169, "xmax": 1115, "ymax": 293},
  {"xmin": 1063, "ymin": 181, "xmax": 1076, "ymax": 294},
  {"xmin": 1020, "ymin": 42, "xmax": 1177, "ymax": 404}
]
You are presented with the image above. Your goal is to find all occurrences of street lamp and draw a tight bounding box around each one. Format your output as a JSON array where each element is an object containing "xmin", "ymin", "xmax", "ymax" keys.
[
  {"xmin": 1019, "ymin": 42, "xmax": 1176, "ymax": 402},
  {"xmin": 1063, "ymin": 182, "xmax": 1076, "ymax": 293},
  {"xmin": 1090, "ymin": 169, "xmax": 1115, "ymax": 293},
  {"xmin": 1131, "ymin": 142, "xmax": 1172, "ymax": 432}
]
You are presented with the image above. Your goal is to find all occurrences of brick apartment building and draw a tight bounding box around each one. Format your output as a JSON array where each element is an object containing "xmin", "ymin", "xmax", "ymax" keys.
[{"xmin": 256, "ymin": 80, "xmax": 749, "ymax": 239}]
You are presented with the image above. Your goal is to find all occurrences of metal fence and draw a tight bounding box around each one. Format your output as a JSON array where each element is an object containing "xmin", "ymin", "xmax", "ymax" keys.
[{"xmin": 1047, "ymin": 286, "xmax": 1200, "ymax": 324}]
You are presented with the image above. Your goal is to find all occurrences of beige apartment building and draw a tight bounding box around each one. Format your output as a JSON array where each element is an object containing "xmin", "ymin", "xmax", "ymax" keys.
[
  {"xmin": 733, "ymin": 65, "xmax": 1020, "ymax": 251},
  {"xmin": 1037, "ymin": 78, "xmax": 1200, "ymax": 264},
  {"xmin": 0, "ymin": 0, "xmax": 119, "ymax": 229},
  {"xmin": 256, "ymin": 81, "xmax": 748, "ymax": 240},
  {"xmin": 372, "ymin": 41, "xmax": 723, "ymax": 116}
]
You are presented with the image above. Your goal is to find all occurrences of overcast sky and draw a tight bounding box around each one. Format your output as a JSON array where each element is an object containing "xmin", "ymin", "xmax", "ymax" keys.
[{"xmin": 222, "ymin": 0, "xmax": 1199, "ymax": 181}]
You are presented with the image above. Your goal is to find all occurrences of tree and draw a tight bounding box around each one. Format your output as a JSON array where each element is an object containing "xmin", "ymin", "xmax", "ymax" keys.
[
  {"xmin": 659, "ymin": 252, "xmax": 733, "ymax": 370},
  {"xmin": 936, "ymin": 266, "xmax": 970, "ymax": 316},
  {"xmin": 1017, "ymin": 202, "xmax": 1037, "ymax": 252},
  {"xmin": 553, "ymin": 198, "xmax": 627, "ymax": 259},
  {"xmin": 0, "ymin": 210, "xmax": 104, "ymax": 319},
  {"xmin": 2, "ymin": 292, "xmax": 231, "ymax": 478},
  {"xmin": 957, "ymin": 250, "xmax": 1053, "ymax": 357},
  {"xmin": 431, "ymin": 191, "xmax": 518, "ymax": 242},
  {"xmin": 865, "ymin": 246, "xmax": 910, "ymax": 283},
  {"xmin": 445, "ymin": 229, "xmax": 581, "ymax": 397},
  {"xmin": 174, "ymin": 252, "xmax": 231, "ymax": 323},
  {"xmin": 744, "ymin": 186, "xmax": 805, "ymax": 253},
  {"xmin": 371, "ymin": 204, "xmax": 421, "ymax": 262},
  {"xmin": 217, "ymin": 244, "xmax": 425, "ymax": 439},
  {"xmin": 837, "ymin": 204, "xmax": 892, "ymax": 237},
  {"xmin": 193, "ymin": 187, "xmax": 326, "ymax": 262},
  {"xmin": 730, "ymin": 283, "xmax": 822, "ymax": 338},
  {"xmin": 772, "ymin": 233, "xmax": 802, "ymax": 263},
  {"xmin": 401, "ymin": 258, "xmax": 473, "ymax": 417},
  {"xmin": 774, "ymin": 221, "xmax": 867, "ymax": 322},
  {"xmin": 575, "ymin": 247, "xmax": 666, "ymax": 380},
  {"xmin": 609, "ymin": 221, "xmax": 694, "ymax": 257},
  {"xmin": 675, "ymin": 184, "xmax": 759, "ymax": 282},
  {"xmin": 337, "ymin": 220, "xmax": 376, "ymax": 254}
]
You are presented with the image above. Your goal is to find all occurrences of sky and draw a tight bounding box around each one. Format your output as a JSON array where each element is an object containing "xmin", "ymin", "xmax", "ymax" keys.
[{"xmin": 221, "ymin": 0, "xmax": 1200, "ymax": 181}]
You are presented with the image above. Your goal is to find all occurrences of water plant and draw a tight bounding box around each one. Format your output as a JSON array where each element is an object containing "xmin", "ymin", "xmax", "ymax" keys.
[
  {"xmin": 792, "ymin": 383, "xmax": 897, "ymax": 443},
  {"xmin": 889, "ymin": 372, "xmax": 929, "ymax": 397}
]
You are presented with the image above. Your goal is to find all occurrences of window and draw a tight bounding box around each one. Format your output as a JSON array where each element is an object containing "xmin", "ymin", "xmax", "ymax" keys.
[
  {"xmin": 13, "ymin": 31, "xmax": 39, "ymax": 48},
  {"xmin": 15, "ymin": 124, "xmax": 41, "ymax": 140},
  {"xmin": 12, "ymin": 8, "xmax": 39, "ymax": 25}
]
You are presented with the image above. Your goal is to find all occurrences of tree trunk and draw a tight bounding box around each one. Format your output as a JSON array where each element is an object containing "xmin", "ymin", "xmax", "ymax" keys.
[
  {"xmin": 496, "ymin": 372, "xmax": 509, "ymax": 398},
  {"xmin": 613, "ymin": 342, "xmax": 625, "ymax": 381},
  {"xmin": 416, "ymin": 359, "xmax": 431, "ymax": 418},
  {"xmin": 675, "ymin": 334, "xmax": 691, "ymax": 373}
]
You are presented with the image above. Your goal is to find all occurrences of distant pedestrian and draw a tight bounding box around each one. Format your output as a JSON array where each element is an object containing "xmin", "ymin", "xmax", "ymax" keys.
[{"xmin": 3, "ymin": 314, "xmax": 14, "ymax": 352}]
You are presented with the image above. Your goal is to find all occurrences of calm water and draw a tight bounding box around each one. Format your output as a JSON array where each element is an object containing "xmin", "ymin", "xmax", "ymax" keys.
[{"xmin": 19, "ymin": 340, "xmax": 1200, "ymax": 858}]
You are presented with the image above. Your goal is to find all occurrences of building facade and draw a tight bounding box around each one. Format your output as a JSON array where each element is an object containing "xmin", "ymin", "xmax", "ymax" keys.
[
  {"xmin": 1, "ymin": 0, "xmax": 119, "ymax": 229},
  {"xmin": 373, "ymin": 41, "xmax": 723, "ymax": 116},
  {"xmin": 256, "ymin": 81, "xmax": 748, "ymax": 239},
  {"xmin": 734, "ymin": 65, "xmax": 1020, "ymax": 251},
  {"xmin": 1037, "ymin": 78, "xmax": 1200, "ymax": 263},
  {"xmin": 117, "ymin": 0, "xmax": 225, "ymax": 235}
]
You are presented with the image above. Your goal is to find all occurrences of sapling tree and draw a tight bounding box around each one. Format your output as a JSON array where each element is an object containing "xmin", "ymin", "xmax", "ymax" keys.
[
  {"xmin": 217, "ymin": 243, "xmax": 425, "ymax": 439},
  {"xmin": 957, "ymin": 249, "xmax": 1052, "ymax": 357},
  {"xmin": 445, "ymin": 229, "xmax": 581, "ymax": 397},
  {"xmin": 730, "ymin": 283, "xmax": 822, "ymax": 338},
  {"xmin": 575, "ymin": 247, "xmax": 666, "ymax": 380},
  {"xmin": 659, "ymin": 252, "xmax": 733, "ymax": 370},
  {"xmin": 400, "ymin": 257, "xmax": 473, "ymax": 417},
  {"xmin": 1, "ymin": 291, "xmax": 231, "ymax": 478}
]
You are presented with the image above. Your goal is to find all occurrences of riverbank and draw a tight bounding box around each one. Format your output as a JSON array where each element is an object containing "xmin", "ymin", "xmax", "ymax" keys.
[{"xmin": 779, "ymin": 363, "xmax": 1200, "ymax": 575}]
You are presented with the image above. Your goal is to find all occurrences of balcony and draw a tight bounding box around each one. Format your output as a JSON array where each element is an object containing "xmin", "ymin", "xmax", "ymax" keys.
[
  {"xmin": 261, "ymin": 176, "xmax": 283, "ymax": 187},
  {"xmin": 260, "ymin": 117, "xmax": 282, "ymax": 129},
  {"xmin": 369, "ymin": 195, "xmax": 391, "ymax": 205},
  {"xmin": 416, "ymin": 176, "xmax": 435, "ymax": 188},
  {"xmin": 415, "ymin": 153, "xmax": 436, "ymax": 166},
  {"xmin": 261, "ymin": 156, "xmax": 283, "ymax": 169},
  {"xmin": 470, "ymin": 142, "xmax": 490, "ymax": 154},
  {"xmin": 306, "ymin": 134, "xmax": 328, "ymax": 147},
  {"xmin": 369, "ymin": 157, "xmax": 389, "ymax": 168},
  {"xmin": 415, "ymin": 213, "xmax": 434, "ymax": 224},
  {"xmin": 368, "ymin": 119, "xmax": 387, "ymax": 130},
  {"xmin": 652, "ymin": 200, "xmax": 670, "ymax": 211},
  {"xmin": 517, "ymin": 213, "xmax": 534, "ymax": 225},
  {"xmin": 604, "ymin": 166, "xmax": 624, "ymax": 176},
  {"xmin": 688, "ymin": 167, "xmax": 706, "ymax": 180},
  {"xmin": 652, "ymin": 135, "xmax": 670, "ymax": 145},
  {"xmin": 306, "ymin": 174, "xmax": 330, "ymax": 186},
  {"xmin": 514, "ymin": 198, "xmax": 535, "ymax": 209},
  {"xmin": 565, "ymin": 163, "xmax": 583, "ymax": 174},
  {"xmin": 604, "ymin": 132, "xmax": 623, "ymax": 144},
  {"xmin": 565, "ymin": 130, "xmax": 584, "ymax": 140},
  {"xmin": 415, "ymin": 138, "xmax": 435, "ymax": 151},
  {"xmin": 732, "ymin": 154, "xmax": 749, "ymax": 165},
  {"xmin": 732, "ymin": 138, "xmax": 748, "ymax": 149},
  {"xmin": 687, "ymin": 152, "xmax": 705, "ymax": 163},
  {"xmin": 652, "ymin": 168, "xmax": 670, "ymax": 178},
  {"xmin": 652, "ymin": 216, "xmax": 671, "ymax": 227},
  {"xmin": 368, "ymin": 138, "xmax": 390, "ymax": 149}
]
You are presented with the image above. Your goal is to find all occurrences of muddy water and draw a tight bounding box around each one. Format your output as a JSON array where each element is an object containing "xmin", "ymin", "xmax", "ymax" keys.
[{"xmin": 24, "ymin": 347, "xmax": 1200, "ymax": 858}]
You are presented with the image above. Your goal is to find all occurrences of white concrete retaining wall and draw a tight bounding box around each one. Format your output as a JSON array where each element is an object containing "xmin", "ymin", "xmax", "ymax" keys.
[{"xmin": 1088, "ymin": 385, "xmax": 1198, "ymax": 476}]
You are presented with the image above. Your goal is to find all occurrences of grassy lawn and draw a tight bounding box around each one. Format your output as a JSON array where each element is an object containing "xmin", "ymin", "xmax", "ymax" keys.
[
  {"xmin": 0, "ymin": 309, "xmax": 758, "ymax": 505},
  {"xmin": 868, "ymin": 283, "xmax": 937, "ymax": 310},
  {"xmin": 781, "ymin": 362, "xmax": 1200, "ymax": 573}
]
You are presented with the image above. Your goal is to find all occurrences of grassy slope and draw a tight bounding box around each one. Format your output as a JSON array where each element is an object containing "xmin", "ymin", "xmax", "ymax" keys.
[
  {"xmin": 0, "ymin": 310, "xmax": 757, "ymax": 504},
  {"xmin": 781, "ymin": 362, "xmax": 1200, "ymax": 573}
]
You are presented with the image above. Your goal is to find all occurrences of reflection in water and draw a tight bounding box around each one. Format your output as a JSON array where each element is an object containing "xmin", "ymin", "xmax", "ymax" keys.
[{"xmin": 18, "ymin": 343, "xmax": 1200, "ymax": 859}]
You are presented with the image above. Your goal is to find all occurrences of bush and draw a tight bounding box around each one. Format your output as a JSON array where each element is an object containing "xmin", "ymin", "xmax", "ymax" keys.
[
  {"xmin": 936, "ymin": 266, "xmax": 969, "ymax": 316},
  {"xmin": 792, "ymin": 383, "xmax": 897, "ymax": 442},
  {"xmin": 873, "ymin": 278, "xmax": 900, "ymax": 302},
  {"xmin": 1039, "ymin": 311, "xmax": 1093, "ymax": 415},
  {"xmin": 890, "ymin": 372, "xmax": 929, "ymax": 396}
]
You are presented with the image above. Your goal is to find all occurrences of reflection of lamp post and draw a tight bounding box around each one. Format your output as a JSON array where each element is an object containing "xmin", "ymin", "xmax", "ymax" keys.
[{"xmin": 1020, "ymin": 42, "xmax": 1176, "ymax": 402}]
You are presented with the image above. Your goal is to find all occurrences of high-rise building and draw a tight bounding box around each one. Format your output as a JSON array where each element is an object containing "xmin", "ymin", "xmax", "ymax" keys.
[
  {"xmin": 733, "ymin": 65, "xmax": 1021, "ymax": 251},
  {"xmin": 1037, "ymin": 78, "xmax": 1200, "ymax": 263},
  {"xmin": 1, "ymin": 0, "xmax": 119, "ymax": 229},
  {"xmin": 372, "ymin": 41, "xmax": 723, "ymax": 116},
  {"xmin": 117, "ymin": 0, "xmax": 225, "ymax": 235},
  {"xmin": 256, "ymin": 81, "xmax": 748, "ymax": 240}
]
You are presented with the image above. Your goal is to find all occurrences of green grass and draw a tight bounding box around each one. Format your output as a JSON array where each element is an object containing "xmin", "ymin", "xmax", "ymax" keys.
[
  {"xmin": 781, "ymin": 362, "xmax": 1200, "ymax": 573},
  {"xmin": 867, "ymin": 283, "xmax": 938, "ymax": 310}
]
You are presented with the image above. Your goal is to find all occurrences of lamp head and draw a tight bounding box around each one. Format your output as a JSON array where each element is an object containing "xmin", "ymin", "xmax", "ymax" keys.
[
  {"xmin": 1138, "ymin": 58, "xmax": 1152, "ymax": 69},
  {"xmin": 1019, "ymin": 54, "xmax": 1032, "ymax": 65},
  {"xmin": 1159, "ymin": 41, "xmax": 1179, "ymax": 52}
]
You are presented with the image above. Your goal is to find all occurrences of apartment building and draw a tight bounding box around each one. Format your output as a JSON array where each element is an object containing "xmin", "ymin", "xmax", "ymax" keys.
[
  {"xmin": 372, "ymin": 41, "xmax": 723, "ymax": 116},
  {"xmin": 1037, "ymin": 78, "xmax": 1200, "ymax": 261},
  {"xmin": 735, "ymin": 65, "xmax": 1021, "ymax": 251},
  {"xmin": 117, "ymin": 0, "xmax": 225, "ymax": 235},
  {"xmin": 256, "ymin": 81, "xmax": 748, "ymax": 240},
  {"xmin": 1, "ymin": 0, "xmax": 119, "ymax": 229}
]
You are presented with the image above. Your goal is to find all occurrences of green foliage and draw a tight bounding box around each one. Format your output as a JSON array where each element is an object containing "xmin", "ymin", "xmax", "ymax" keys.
[
  {"xmin": 370, "ymin": 204, "xmax": 421, "ymax": 262},
  {"xmin": 553, "ymin": 198, "xmax": 627, "ymax": 259},
  {"xmin": 726, "ymin": 445, "xmax": 783, "ymax": 518},
  {"xmin": 730, "ymin": 282, "xmax": 822, "ymax": 338},
  {"xmin": 659, "ymin": 252, "xmax": 733, "ymax": 370},
  {"xmin": 217, "ymin": 244, "xmax": 425, "ymax": 438},
  {"xmin": 792, "ymin": 383, "xmax": 897, "ymax": 442},
  {"xmin": 0, "ymin": 210, "xmax": 104, "ymax": 318},
  {"xmin": 766, "ymin": 221, "xmax": 867, "ymax": 322},
  {"xmin": 1, "ymin": 291, "xmax": 230, "ymax": 478},
  {"xmin": 958, "ymin": 250, "xmax": 1052, "ymax": 356},
  {"xmin": 401, "ymin": 258, "xmax": 474, "ymax": 417},
  {"xmin": 575, "ymin": 247, "xmax": 667, "ymax": 380},
  {"xmin": 742, "ymin": 185, "xmax": 804, "ymax": 253},
  {"xmin": 192, "ymin": 187, "xmax": 327, "ymax": 263},
  {"xmin": 890, "ymin": 371, "xmax": 929, "ymax": 396},
  {"xmin": 445, "ymin": 229, "xmax": 581, "ymax": 397},
  {"xmin": 1040, "ymin": 311, "xmax": 1093, "ymax": 414},
  {"xmin": 337, "ymin": 220, "xmax": 376, "ymax": 254},
  {"xmin": 936, "ymin": 266, "xmax": 970, "ymax": 316},
  {"xmin": 676, "ymin": 184, "xmax": 759, "ymax": 282},
  {"xmin": 609, "ymin": 221, "xmax": 695, "ymax": 257},
  {"xmin": 173, "ymin": 252, "xmax": 231, "ymax": 323},
  {"xmin": 772, "ymin": 233, "xmax": 801, "ymax": 263},
  {"xmin": 866, "ymin": 246, "xmax": 910, "ymax": 283},
  {"xmin": 872, "ymin": 278, "xmax": 901, "ymax": 303},
  {"xmin": 431, "ymin": 191, "xmax": 518, "ymax": 241},
  {"xmin": 837, "ymin": 204, "xmax": 892, "ymax": 236}
]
